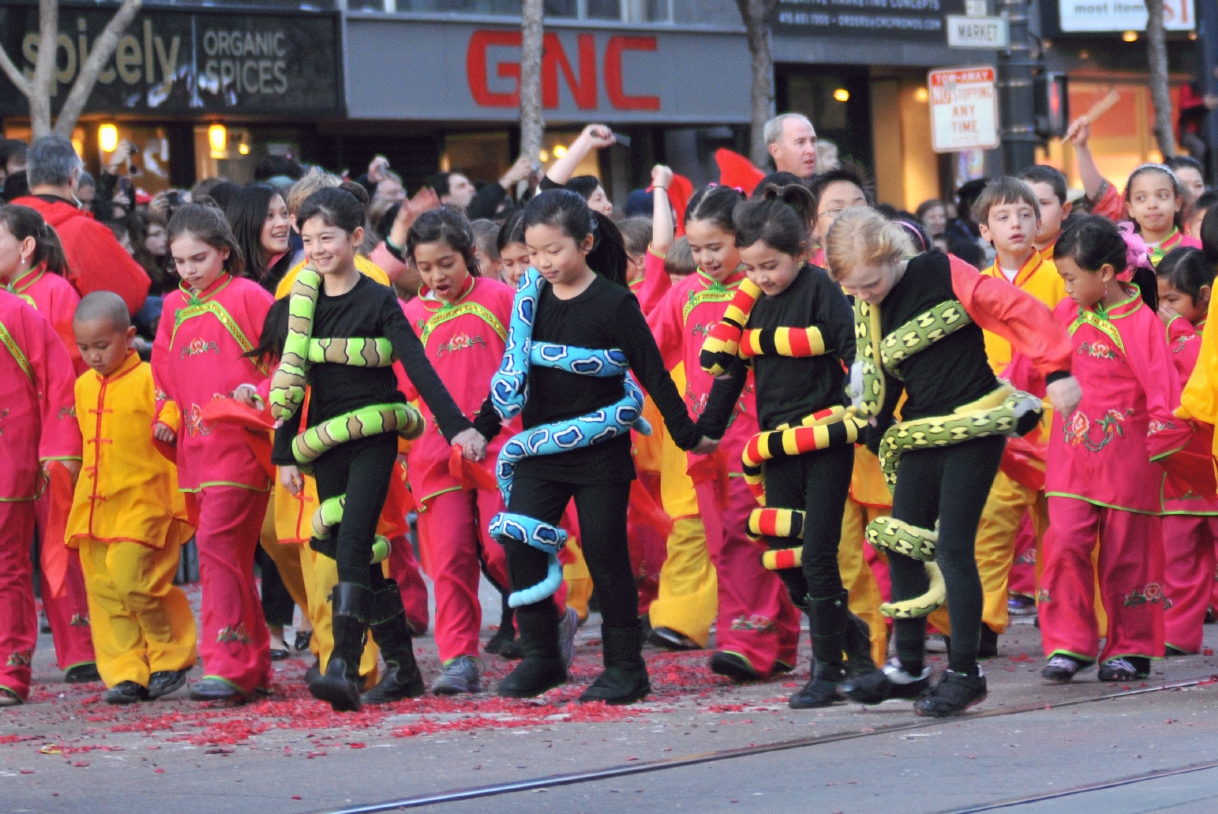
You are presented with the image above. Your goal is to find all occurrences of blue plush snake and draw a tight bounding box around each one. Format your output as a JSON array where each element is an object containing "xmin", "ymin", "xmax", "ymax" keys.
[{"xmin": 488, "ymin": 268, "xmax": 652, "ymax": 608}]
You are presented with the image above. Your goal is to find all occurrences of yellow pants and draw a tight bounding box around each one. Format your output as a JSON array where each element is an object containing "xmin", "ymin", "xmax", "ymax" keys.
[
  {"xmin": 647, "ymin": 414, "xmax": 717, "ymax": 647},
  {"xmin": 563, "ymin": 536, "xmax": 594, "ymax": 622},
  {"xmin": 274, "ymin": 477, "xmax": 380, "ymax": 686},
  {"xmin": 78, "ymin": 525, "xmax": 197, "ymax": 688},
  {"xmin": 839, "ymin": 498, "xmax": 889, "ymax": 666},
  {"xmin": 259, "ymin": 502, "xmax": 310, "ymax": 617}
]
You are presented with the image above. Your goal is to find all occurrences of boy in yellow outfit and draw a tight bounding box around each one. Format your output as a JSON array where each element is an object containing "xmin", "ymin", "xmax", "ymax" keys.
[
  {"xmin": 68, "ymin": 293, "xmax": 197, "ymax": 704},
  {"xmin": 927, "ymin": 176, "xmax": 1065, "ymax": 655}
]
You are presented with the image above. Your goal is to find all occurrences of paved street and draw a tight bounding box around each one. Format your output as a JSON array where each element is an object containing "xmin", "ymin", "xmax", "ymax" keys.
[{"xmin": 3, "ymin": 582, "xmax": 1217, "ymax": 814}]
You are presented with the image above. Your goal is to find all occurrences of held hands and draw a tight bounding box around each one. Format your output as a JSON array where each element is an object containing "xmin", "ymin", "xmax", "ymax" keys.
[
  {"xmin": 1046, "ymin": 376, "xmax": 1083, "ymax": 418},
  {"xmin": 651, "ymin": 164, "xmax": 673, "ymax": 191},
  {"xmin": 692, "ymin": 435, "xmax": 720, "ymax": 456},
  {"xmin": 153, "ymin": 422, "xmax": 177, "ymax": 445},
  {"xmin": 453, "ymin": 427, "xmax": 489, "ymax": 462},
  {"xmin": 280, "ymin": 465, "xmax": 304, "ymax": 496}
]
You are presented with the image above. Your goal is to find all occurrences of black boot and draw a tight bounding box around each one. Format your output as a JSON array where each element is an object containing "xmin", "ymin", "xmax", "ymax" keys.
[
  {"xmin": 789, "ymin": 594, "xmax": 848, "ymax": 709},
  {"xmin": 497, "ymin": 603, "xmax": 567, "ymax": 698},
  {"xmin": 309, "ymin": 582, "xmax": 369, "ymax": 713},
  {"xmin": 485, "ymin": 595, "xmax": 520, "ymax": 657},
  {"xmin": 361, "ymin": 580, "xmax": 426, "ymax": 705},
  {"xmin": 579, "ymin": 624, "xmax": 651, "ymax": 705},
  {"xmin": 838, "ymin": 593, "xmax": 887, "ymax": 703}
]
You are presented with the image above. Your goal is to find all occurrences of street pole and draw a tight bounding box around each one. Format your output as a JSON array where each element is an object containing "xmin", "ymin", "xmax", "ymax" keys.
[
  {"xmin": 996, "ymin": 0, "xmax": 1037, "ymax": 173},
  {"xmin": 1198, "ymin": 0, "xmax": 1218, "ymax": 184}
]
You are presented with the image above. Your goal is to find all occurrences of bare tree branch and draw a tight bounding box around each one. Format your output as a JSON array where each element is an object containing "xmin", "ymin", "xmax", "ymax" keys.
[
  {"xmin": 0, "ymin": 41, "xmax": 33, "ymax": 99},
  {"xmin": 53, "ymin": 0, "xmax": 142, "ymax": 137}
]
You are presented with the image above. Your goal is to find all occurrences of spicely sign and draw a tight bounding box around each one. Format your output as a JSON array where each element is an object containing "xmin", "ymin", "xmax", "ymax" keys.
[{"xmin": 0, "ymin": 5, "xmax": 342, "ymax": 116}]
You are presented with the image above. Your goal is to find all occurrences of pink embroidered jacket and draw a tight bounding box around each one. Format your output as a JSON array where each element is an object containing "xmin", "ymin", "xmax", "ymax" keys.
[
  {"xmin": 1043, "ymin": 288, "xmax": 1190, "ymax": 513},
  {"xmin": 648, "ymin": 269, "xmax": 757, "ymax": 472},
  {"xmin": 0, "ymin": 290, "xmax": 82, "ymax": 500},
  {"xmin": 399, "ymin": 275, "xmax": 517, "ymax": 507},
  {"xmin": 151, "ymin": 274, "xmax": 274, "ymax": 492}
]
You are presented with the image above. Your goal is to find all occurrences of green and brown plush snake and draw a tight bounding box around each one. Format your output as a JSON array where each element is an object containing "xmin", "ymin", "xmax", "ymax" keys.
[
  {"xmin": 269, "ymin": 267, "xmax": 425, "ymax": 559},
  {"xmin": 853, "ymin": 296, "xmax": 1041, "ymax": 617}
]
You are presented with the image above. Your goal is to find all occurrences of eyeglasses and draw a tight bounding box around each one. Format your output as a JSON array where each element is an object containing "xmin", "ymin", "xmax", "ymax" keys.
[{"xmin": 817, "ymin": 207, "xmax": 845, "ymax": 220}]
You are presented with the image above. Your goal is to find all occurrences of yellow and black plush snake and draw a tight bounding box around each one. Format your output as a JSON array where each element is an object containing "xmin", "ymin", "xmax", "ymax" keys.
[
  {"xmin": 699, "ymin": 277, "xmax": 864, "ymax": 573},
  {"xmin": 852, "ymin": 297, "xmax": 1041, "ymax": 617},
  {"xmin": 269, "ymin": 268, "xmax": 425, "ymax": 562}
]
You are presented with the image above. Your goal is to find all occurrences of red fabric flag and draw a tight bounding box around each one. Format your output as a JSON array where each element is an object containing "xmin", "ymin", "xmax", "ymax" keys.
[{"xmin": 714, "ymin": 148, "xmax": 766, "ymax": 197}]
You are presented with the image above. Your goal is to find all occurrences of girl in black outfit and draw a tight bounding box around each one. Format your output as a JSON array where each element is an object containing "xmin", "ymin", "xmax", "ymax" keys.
[
  {"xmin": 699, "ymin": 185, "xmax": 880, "ymax": 708},
  {"xmin": 272, "ymin": 187, "xmax": 488, "ymax": 712},
  {"xmin": 495, "ymin": 190, "xmax": 717, "ymax": 704}
]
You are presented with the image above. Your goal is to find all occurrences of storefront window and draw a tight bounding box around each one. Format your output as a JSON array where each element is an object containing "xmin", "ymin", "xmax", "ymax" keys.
[
  {"xmin": 352, "ymin": 0, "xmax": 690, "ymax": 19},
  {"xmin": 671, "ymin": 0, "xmax": 741, "ymax": 26}
]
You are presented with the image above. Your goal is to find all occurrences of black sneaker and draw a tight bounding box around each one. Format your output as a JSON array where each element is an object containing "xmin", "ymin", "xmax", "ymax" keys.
[
  {"xmin": 147, "ymin": 669, "xmax": 189, "ymax": 700},
  {"xmin": 1042, "ymin": 655, "xmax": 1087, "ymax": 683},
  {"xmin": 709, "ymin": 651, "xmax": 761, "ymax": 683},
  {"xmin": 649, "ymin": 626, "xmax": 701, "ymax": 651},
  {"xmin": 188, "ymin": 677, "xmax": 247, "ymax": 702},
  {"xmin": 496, "ymin": 657, "xmax": 567, "ymax": 698},
  {"xmin": 1097, "ymin": 657, "xmax": 1149, "ymax": 682},
  {"xmin": 1008, "ymin": 594, "xmax": 1037, "ymax": 616},
  {"xmin": 64, "ymin": 663, "xmax": 102, "ymax": 684},
  {"xmin": 1164, "ymin": 644, "xmax": 1189, "ymax": 657},
  {"xmin": 0, "ymin": 687, "xmax": 21, "ymax": 707},
  {"xmin": 977, "ymin": 626, "xmax": 999, "ymax": 659},
  {"xmin": 104, "ymin": 681, "xmax": 149, "ymax": 705},
  {"xmin": 913, "ymin": 670, "xmax": 987, "ymax": 718}
]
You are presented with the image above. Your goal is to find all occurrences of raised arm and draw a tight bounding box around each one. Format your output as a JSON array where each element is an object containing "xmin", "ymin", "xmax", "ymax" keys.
[
  {"xmin": 651, "ymin": 165, "xmax": 675, "ymax": 258},
  {"xmin": 546, "ymin": 124, "xmax": 615, "ymax": 186}
]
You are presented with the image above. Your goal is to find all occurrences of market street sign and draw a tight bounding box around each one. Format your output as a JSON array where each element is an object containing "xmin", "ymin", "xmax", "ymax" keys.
[{"xmin": 946, "ymin": 14, "xmax": 1010, "ymax": 48}]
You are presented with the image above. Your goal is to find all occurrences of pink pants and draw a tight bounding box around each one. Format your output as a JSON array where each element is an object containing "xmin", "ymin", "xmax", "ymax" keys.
[
  {"xmin": 697, "ymin": 477, "xmax": 800, "ymax": 676},
  {"xmin": 1162, "ymin": 514, "xmax": 1218, "ymax": 654},
  {"xmin": 628, "ymin": 474, "xmax": 667, "ymax": 617},
  {"xmin": 416, "ymin": 488, "xmax": 509, "ymax": 662},
  {"xmin": 386, "ymin": 532, "xmax": 430, "ymax": 636},
  {"xmin": 195, "ymin": 486, "xmax": 271, "ymax": 694},
  {"xmin": 35, "ymin": 494, "xmax": 95, "ymax": 671},
  {"xmin": 1041, "ymin": 497, "xmax": 1165, "ymax": 663},
  {"xmin": 0, "ymin": 502, "xmax": 38, "ymax": 700},
  {"xmin": 1008, "ymin": 513, "xmax": 1039, "ymax": 597}
]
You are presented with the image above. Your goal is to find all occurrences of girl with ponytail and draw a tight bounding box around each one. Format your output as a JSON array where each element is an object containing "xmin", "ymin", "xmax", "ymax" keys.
[
  {"xmin": 647, "ymin": 182, "xmax": 799, "ymax": 677},
  {"xmin": 1038, "ymin": 214, "xmax": 1194, "ymax": 684},
  {"xmin": 490, "ymin": 189, "xmax": 715, "ymax": 704},
  {"xmin": 271, "ymin": 186, "xmax": 485, "ymax": 712},
  {"xmin": 697, "ymin": 184, "xmax": 883, "ymax": 706}
]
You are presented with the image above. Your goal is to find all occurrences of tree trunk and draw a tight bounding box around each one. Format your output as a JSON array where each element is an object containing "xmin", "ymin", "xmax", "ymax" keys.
[
  {"xmin": 1146, "ymin": 0, "xmax": 1176, "ymax": 159},
  {"xmin": 519, "ymin": 0, "xmax": 545, "ymax": 165},
  {"xmin": 735, "ymin": 0, "xmax": 778, "ymax": 168},
  {"xmin": 28, "ymin": 0, "xmax": 60, "ymax": 138},
  {"xmin": 53, "ymin": 0, "xmax": 142, "ymax": 138}
]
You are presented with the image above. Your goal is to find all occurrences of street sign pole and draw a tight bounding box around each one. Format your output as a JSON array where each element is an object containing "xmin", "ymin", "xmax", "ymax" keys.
[
  {"xmin": 996, "ymin": 0, "xmax": 1037, "ymax": 173},
  {"xmin": 1199, "ymin": 0, "xmax": 1218, "ymax": 185}
]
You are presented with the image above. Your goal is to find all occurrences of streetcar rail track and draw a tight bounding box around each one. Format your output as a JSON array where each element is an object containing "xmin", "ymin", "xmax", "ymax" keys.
[
  {"xmin": 943, "ymin": 757, "xmax": 1218, "ymax": 812},
  {"xmin": 320, "ymin": 673, "xmax": 1216, "ymax": 813}
]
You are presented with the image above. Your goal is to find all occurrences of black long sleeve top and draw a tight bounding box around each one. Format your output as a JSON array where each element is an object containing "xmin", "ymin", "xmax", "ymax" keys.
[
  {"xmin": 515, "ymin": 274, "xmax": 701, "ymax": 484},
  {"xmin": 271, "ymin": 273, "xmax": 473, "ymax": 465},
  {"xmin": 699, "ymin": 264, "xmax": 855, "ymax": 436}
]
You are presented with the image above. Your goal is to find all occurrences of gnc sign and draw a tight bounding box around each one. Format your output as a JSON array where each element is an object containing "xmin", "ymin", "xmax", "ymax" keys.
[
  {"xmin": 344, "ymin": 19, "xmax": 751, "ymax": 123},
  {"xmin": 467, "ymin": 31, "xmax": 659, "ymax": 111}
]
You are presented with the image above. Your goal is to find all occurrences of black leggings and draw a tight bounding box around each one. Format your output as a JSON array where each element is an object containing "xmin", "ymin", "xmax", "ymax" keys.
[
  {"xmin": 255, "ymin": 547, "xmax": 296, "ymax": 627},
  {"xmin": 505, "ymin": 476, "xmax": 635, "ymax": 637},
  {"xmin": 888, "ymin": 435, "xmax": 1006, "ymax": 676},
  {"xmin": 311, "ymin": 433, "xmax": 398, "ymax": 592},
  {"xmin": 762, "ymin": 443, "xmax": 855, "ymax": 604}
]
